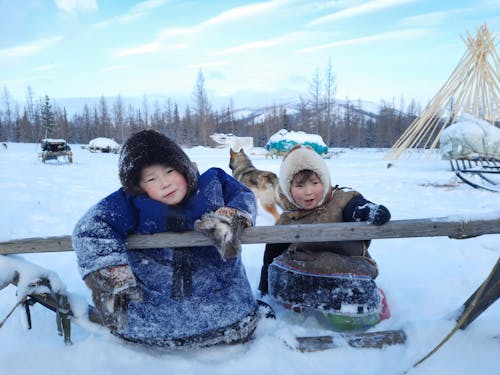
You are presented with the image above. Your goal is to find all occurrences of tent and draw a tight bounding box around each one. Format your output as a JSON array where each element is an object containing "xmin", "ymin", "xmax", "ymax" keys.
[
  {"xmin": 265, "ymin": 129, "xmax": 328, "ymax": 156},
  {"xmin": 386, "ymin": 24, "xmax": 500, "ymax": 160}
]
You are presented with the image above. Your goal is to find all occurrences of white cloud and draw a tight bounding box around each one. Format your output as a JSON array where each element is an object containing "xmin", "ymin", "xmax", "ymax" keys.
[
  {"xmin": 216, "ymin": 31, "xmax": 309, "ymax": 56},
  {"xmin": 94, "ymin": 0, "xmax": 170, "ymax": 28},
  {"xmin": 218, "ymin": 39, "xmax": 283, "ymax": 55},
  {"xmin": 188, "ymin": 61, "xmax": 230, "ymax": 69},
  {"xmin": 118, "ymin": 2, "xmax": 286, "ymax": 58},
  {"xmin": 55, "ymin": 0, "xmax": 98, "ymax": 15},
  {"xmin": 298, "ymin": 28, "xmax": 427, "ymax": 52},
  {"xmin": 201, "ymin": 1, "xmax": 281, "ymax": 28},
  {"xmin": 114, "ymin": 42, "xmax": 187, "ymax": 57},
  {"xmin": 0, "ymin": 36, "xmax": 63, "ymax": 58},
  {"xmin": 158, "ymin": 1, "xmax": 281, "ymax": 39},
  {"xmin": 308, "ymin": 0, "xmax": 418, "ymax": 26},
  {"xmin": 400, "ymin": 9, "xmax": 469, "ymax": 27},
  {"xmin": 33, "ymin": 64, "xmax": 58, "ymax": 72},
  {"xmin": 101, "ymin": 65, "xmax": 130, "ymax": 73}
]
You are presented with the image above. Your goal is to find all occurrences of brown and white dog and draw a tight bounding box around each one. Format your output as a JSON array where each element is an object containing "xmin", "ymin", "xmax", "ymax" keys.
[{"xmin": 229, "ymin": 148, "xmax": 283, "ymax": 222}]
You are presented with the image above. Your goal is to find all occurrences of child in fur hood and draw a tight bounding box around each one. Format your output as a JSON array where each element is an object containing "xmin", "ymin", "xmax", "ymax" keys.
[
  {"xmin": 258, "ymin": 145, "xmax": 391, "ymax": 330},
  {"xmin": 72, "ymin": 129, "xmax": 258, "ymax": 348}
]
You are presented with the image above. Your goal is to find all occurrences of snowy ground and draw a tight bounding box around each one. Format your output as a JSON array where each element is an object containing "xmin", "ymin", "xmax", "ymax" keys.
[{"xmin": 1, "ymin": 142, "xmax": 499, "ymax": 375}]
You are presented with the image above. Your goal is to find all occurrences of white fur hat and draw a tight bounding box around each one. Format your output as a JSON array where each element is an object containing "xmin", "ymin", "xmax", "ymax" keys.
[{"xmin": 279, "ymin": 145, "xmax": 331, "ymax": 207}]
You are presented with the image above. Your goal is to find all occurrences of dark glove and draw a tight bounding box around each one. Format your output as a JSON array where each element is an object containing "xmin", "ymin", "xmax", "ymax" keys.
[
  {"xmin": 194, "ymin": 207, "xmax": 252, "ymax": 260},
  {"xmin": 353, "ymin": 203, "xmax": 391, "ymax": 226},
  {"xmin": 84, "ymin": 265, "xmax": 143, "ymax": 331}
]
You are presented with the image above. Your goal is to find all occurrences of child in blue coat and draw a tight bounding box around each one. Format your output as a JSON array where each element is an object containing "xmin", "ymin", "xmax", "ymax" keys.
[{"xmin": 72, "ymin": 129, "xmax": 258, "ymax": 348}]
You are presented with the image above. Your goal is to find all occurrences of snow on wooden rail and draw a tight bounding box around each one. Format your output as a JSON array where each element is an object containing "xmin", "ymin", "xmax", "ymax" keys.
[{"xmin": 1, "ymin": 216, "xmax": 500, "ymax": 255}]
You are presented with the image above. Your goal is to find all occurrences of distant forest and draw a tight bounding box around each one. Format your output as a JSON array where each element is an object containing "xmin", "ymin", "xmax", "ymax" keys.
[{"xmin": 0, "ymin": 68, "xmax": 423, "ymax": 149}]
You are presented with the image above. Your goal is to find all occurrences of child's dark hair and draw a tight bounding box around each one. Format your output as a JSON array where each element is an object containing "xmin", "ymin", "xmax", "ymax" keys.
[{"xmin": 291, "ymin": 169, "xmax": 318, "ymax": 186}]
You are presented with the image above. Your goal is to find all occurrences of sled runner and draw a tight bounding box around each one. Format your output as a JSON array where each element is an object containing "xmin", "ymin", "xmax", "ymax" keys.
[{"xmin": 450, "ymin": 157, "xmax": 500, "ymax": 192}]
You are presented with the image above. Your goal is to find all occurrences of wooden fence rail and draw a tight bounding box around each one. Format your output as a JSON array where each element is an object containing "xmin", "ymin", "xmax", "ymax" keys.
[{"xmin": 1, "ymin": 216, "xmax": 500, "ymax": 255}]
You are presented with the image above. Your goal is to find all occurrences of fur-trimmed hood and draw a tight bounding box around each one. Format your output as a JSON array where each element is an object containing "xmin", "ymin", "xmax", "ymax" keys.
[
  {"xmin": 119, "ymin": 129, "xmax": 198, "ymax": 199},
  {"xmin": 279, "ymin": 145, "xmax": 331, "ymax": 208}
]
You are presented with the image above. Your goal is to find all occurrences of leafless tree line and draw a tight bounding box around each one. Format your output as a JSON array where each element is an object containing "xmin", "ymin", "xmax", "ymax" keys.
[{"xmin": 0, "ymin": 66, "xmax": 422, "ymax": 149}]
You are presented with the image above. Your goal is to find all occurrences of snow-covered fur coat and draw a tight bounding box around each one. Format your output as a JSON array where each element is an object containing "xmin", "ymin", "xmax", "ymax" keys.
[
  {"xmin": 73, "ymin": 167, "xmax": 258, "ymax": 347},
  {"xmin": 259, "ymin": 146, "xmax": 379, "ymax": 294}
]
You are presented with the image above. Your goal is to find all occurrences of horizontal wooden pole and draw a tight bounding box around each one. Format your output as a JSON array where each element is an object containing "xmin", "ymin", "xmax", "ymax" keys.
[{"xmin": 1, "ymin": 216, "xmax": 500, "ymax": 255}]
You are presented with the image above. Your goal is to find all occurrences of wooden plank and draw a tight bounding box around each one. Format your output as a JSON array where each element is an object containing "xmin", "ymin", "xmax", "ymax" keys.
[
  {"xmin": 1, "ymin": 216, "xmax": 500, "ymax": 255},
  {"xmin": 295, "ymin": 329, "xmax": 407, "ymax": 351}
]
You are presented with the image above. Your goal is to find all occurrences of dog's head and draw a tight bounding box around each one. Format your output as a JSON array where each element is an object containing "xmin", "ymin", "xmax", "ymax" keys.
[{"xmin": 229, "ymin": 148, "xmax": 246, "ymax": 171}]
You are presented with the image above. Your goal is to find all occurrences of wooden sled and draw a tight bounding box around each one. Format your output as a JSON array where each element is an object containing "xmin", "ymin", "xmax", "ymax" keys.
[
  {"xmin": 39, "ymin": 139, "xmax": 73, "ymax": 164},
  {"xmin": 450, "ymin": 157, "xmax": 500, "ymax": 192}
]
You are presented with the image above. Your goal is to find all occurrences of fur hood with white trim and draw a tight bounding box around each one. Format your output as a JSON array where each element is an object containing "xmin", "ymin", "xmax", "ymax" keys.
[{"xmin": 279, "ymin": 145, "xmax": 331, "ymax": 208}]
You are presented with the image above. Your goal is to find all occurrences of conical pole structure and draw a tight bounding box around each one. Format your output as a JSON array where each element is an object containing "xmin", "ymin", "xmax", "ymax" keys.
[{"xmin": 386, "ymin": 24, "xmax": 500, "ymax": 160}]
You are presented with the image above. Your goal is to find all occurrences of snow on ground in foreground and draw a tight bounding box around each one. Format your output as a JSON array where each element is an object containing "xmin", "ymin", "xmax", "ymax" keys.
[{"xmin": 0, "ymin": 143, "xmax": 499, "ymax": 375}]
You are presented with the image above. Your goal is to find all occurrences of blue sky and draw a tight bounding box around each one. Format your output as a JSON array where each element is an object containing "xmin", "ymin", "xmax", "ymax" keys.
[{"xmin": 0, "ymin": 0, "xmax": 499, "ymax": 109}]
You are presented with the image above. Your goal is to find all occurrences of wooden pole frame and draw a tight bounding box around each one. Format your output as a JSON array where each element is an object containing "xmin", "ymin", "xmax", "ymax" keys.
[{"xmin": 386, "ymin": 24, "xmax": 500, "ymax": 160}]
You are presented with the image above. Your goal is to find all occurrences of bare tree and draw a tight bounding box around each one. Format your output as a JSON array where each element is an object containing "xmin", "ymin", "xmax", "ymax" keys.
[
  {"xmin": 192, "ymin": 69, "xmax": 212, "ymax": 145},
  {"xmin": 309, "ymin": 66, "xmax": 322, "ymax": 134},
  {"xmin": 150, "ymin": 99, "xmax": 163, "ymax": 132},
  {"xmin": 182, "ymin": 105, "xmax": 193, "ymax": 146},
  {"xmin": 298, "ymin": 95, "xmax": 311, "ymax": 131},
  {"xmin": 142, "ymin": 95, "xmax": 150, "ymax": 128},
  {"xmin": 323, "ymin": 58, "xmax": 337, "ymax": 146},
  {"xmin": 1, "ymin": 87, "xmax": 13, "ymax": 141},
  {"xmin": 25, "ymin": 86, "xmax": 37, "ymax": 140},
  {"xmin": 97, "ymin": 96, "xmax": 112, "ymax": 138},
  {"xmin": 18, "ymin": 110, "xmax": 32, "ymax": 142},
  {"xmin": 55, "ymin": 107, "xmax": 70, "ymax": 140},
  {"xmin": 172, "ymin": 103, "xmax": 181, "ymax": 143},
  {"xmin": 113, "ymin": 95, "xmax": 126, "ymax": 143}
]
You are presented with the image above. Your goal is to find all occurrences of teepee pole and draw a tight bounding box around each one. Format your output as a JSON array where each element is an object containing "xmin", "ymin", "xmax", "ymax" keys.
[{"xmin": 386, "ymin": 24, "xmax": 499, "ymax": 160}]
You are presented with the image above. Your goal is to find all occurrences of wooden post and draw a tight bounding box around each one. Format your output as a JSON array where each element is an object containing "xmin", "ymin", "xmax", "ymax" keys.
[{"xmin": 1, "ymin": 216, "xmax": 500, "ymax": 255}]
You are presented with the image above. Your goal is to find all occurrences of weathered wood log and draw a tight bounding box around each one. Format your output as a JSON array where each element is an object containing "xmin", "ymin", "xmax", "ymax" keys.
[
  {"xmin": 1, "ymin": 216, "xmax": 500, "ymax": 255},
  {"xmin": 294, "ymin": 329, "xmax": 407, "ymax": 351}
]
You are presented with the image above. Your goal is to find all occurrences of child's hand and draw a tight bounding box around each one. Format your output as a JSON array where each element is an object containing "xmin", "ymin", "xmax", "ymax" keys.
[
  {"xmin": 195, "ymin": 207, "xmax": 251, "ymax": 260},
  {"xmin": 84, "ymin": 265, "xmax": 143, "ymax": 331},
  {"xmin": 353, "ymin": 203, "xmax": 391, "ymax": 226}
]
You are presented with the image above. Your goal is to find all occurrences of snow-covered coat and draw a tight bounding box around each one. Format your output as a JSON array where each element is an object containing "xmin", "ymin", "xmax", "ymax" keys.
[{"xmin": 73, "ymin": 167, "xmax": 258, "ymax": 347}]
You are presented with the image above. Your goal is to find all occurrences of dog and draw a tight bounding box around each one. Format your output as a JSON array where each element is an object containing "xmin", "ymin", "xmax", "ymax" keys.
[{"xmin": 229, "ymin": 148, "xmax": 283, "ymax": 222}]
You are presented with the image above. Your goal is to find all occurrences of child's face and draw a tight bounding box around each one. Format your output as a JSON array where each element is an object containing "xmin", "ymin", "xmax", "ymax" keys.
[
  {"xmin": 139, "ymin": 164, "xmax": 188, "ymax": 205},
  {"xmin": 290, "ymin": 172, "xmax": 324, "ymax": 210}
]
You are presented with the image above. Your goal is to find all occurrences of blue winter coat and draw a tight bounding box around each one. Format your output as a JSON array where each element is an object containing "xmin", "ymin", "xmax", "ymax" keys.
[{"xmin": 72, "ymin": 167, "xmax": 258, "ymax": 346}]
